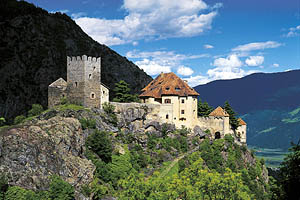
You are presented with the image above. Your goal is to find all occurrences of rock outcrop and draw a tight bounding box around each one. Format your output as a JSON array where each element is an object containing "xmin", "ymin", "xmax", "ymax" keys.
[{"xmin": 0, "ymin": 116, "xmax": 95, "ymax": 191}]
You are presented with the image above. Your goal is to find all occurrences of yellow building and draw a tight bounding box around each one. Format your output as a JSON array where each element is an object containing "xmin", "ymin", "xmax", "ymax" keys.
[
  {"xmin": 139, "ymin": 72, "xmax": 199, "ymax": 128},
  {"xmin": 139, "ymin": 72, "xmax": 247, "ymax": 144}
]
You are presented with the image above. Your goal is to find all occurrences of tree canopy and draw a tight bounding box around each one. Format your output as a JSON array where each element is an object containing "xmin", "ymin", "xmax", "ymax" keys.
[
  {"xmin": 197, "ymin": 99, "xmax": 213, "ymax": 117},
  {"xmin": 112, "ymin": 80, "xmax": 139, "ymax": 103},
  {"xmin": 224, "ymin": 101, "xmax": 240, "ymax": 130}
]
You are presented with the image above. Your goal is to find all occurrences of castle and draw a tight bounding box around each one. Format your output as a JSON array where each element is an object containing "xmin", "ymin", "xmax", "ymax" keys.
[
  {"xmin": 48, "ymin": 55, "xmax": 246, "ymax": 144},
  {"xmin": 48, "ymin": 55, "xmax": 109, "ymax": 109}
]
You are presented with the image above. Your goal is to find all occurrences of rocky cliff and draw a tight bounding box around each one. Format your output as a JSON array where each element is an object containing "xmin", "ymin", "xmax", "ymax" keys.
[{"xmin": 0, "ymin": 0, "xmax": 152, "ymax": 122}]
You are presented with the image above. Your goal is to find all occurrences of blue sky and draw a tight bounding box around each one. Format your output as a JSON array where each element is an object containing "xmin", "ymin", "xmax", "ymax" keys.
[{"xmin": 26, "ymin": 0, "xmax": 300, "ymax": 86}]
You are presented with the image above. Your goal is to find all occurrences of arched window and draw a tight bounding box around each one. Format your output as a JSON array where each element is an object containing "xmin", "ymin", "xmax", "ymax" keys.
[
  {"xmin": 74, "ymin": 82, "xmax": 78, "ymax": 87},
  {"xmin": 90, "ymin": 92, "xmax": 95, "ymax": 99},
  {"xmin": 181, "ymin": 99, "xmax": 185, "ymax": 103},
  {"xmin": 166, "ymin": 114, "xmax": 169, "ymax": 119},
  {"xmin": 89, "ymin": 74, "xmax": 92, "ymax": 79},
  {"xmin": 164, "ymin": 99, "xmax": 171, "ymax": 104},
  {"xmin": 215, "ymin": 132, "xmax": 221, "ymax": 139}
]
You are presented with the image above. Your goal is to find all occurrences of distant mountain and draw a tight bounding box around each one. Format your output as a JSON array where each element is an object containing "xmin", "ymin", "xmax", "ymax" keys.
[
  {"xmin": 0, "ymin": 0, "xmax": 152, "ymax": 122},
  {"xmin": 194, "ymin": 70, "xmax": 300, "ymax": 150}
]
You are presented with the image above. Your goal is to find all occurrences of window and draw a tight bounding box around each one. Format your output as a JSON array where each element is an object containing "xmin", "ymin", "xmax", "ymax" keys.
[
  {"xmin": 90, "ymin": 92, "xmax": 95, "ymax": 99},
  {"xmin": 175, "ymin": 87, "xmax": 180, "ymax": 91},
  {"xmin": 89, "ymin": 74, "xmax": 92, "ymax": 79},
  {"xmin": 166, "ymin": 87, "xmax": 170, "ymax": 90},
  {"xmin": 74, "ymin": 82, "xmax": 78, "ymax": 87},
  {"xmin": 93, "ymin": 66, "xmax": 96, "ymax": 71},
  {"xmin": 103, "ymin": 91, "xmax": 105, "ymax": 94},
  {"xmin": 181, "ymin": 99, "xmax": 185, "ymax": 103},
  {"xmin": 166, "ymin": 114, "xmax": 169, "ymax": 119},
  {"xmin": 164, "ymin": 99, "xmax": 171, "ymax": 104},
  {"xmin": 181, "ymin": 110, "xmax": 185, "ymax": 114}
]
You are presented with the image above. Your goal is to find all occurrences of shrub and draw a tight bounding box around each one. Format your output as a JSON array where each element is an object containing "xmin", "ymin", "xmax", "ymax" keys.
[
  {"xmin": 28, "ymin": 104, "xmax": 43, "ymax": 117},
  {"xmin": 49, "ymin": 175, "xmax": 74, "ymax": 200},
  {"xmin": 224, "ymin": 134, "xmax": 234, "ymax": 144},
  {"xmin": 85, "ymin": 130, "xmax": 113, "ymax": 163},
  {"xmin": 79, "ymin": 118, "xmax": 96, "ymax": 130},
  {"xmin": 14, "ymin": 115, "xmax": 26, "ymax": 125},
  {"xmin": 0, "ymin": 173, "xmax": 8, "ymax": 200},
  {"xmin": 102, "ymin": 103, "xmax": 118, "ymax": 126}
]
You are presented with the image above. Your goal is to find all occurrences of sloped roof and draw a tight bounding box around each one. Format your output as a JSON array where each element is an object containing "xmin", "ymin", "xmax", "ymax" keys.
[
  {"xmin": 238, "ymin": 118, "xmax": 247, "ymax": 125},
  {"xmin": 209, "ymin": 106, "xmax": 229, "ymax": 117},
  {"xmin": 139, "ymin": 72, "xmax": 199, "ymax": 98},
  {"xmin": 49, "ymin": 78, "xmax": 67, "ymax": 88}
]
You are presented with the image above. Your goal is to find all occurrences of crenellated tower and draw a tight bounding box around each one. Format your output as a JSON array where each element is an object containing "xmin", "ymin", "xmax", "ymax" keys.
[{"xmin": 48, "ymin": 55, "xmax": 108, "ymax": 109}]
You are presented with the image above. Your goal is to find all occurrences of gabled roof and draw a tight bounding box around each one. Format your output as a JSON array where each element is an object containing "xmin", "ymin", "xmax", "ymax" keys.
[
  {"xmin": 139, "ymin": 72, "xmax": 199, "ymax": 98},
  {"xmin": 238, "ymin": 118, "xmax": 247, "ymax": 125},
  {"xmin": 49, "ymin": 78, "xmax": 67, "ymax": 88},
  {"xmin": 209, "ymin": 106, "xmax": 229, "ymax": 117}
]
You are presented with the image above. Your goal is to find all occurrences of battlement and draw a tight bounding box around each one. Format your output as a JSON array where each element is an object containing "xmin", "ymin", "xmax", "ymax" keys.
[{"xmin": 67, "ymin": 55, "xmax": 101, "ymax": 63}]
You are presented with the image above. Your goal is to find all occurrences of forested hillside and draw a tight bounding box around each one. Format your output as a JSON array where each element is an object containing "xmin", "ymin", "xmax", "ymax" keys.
[{"xmin": 0, "ymin": 0, "xmax": 152, "ymax": 123}]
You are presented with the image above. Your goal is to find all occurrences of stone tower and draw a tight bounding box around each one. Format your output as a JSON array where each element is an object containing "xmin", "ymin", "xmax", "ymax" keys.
[
  {"xmin": 66, "ymin": 55, "xmax": 101, "ymax": 108},
  {"xmin": 48, "ymin": 55, "xmax": 109, "ymax": 109}
]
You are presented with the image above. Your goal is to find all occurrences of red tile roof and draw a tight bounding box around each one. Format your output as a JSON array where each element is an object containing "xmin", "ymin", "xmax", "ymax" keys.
[
  {"xmin": 238, "ymin": 118, "xmax": 247, "ymax": 125},
  {"xmin": 139, "ymin": 72, "xmax": 199, "ymax": 98},
  {"xmin": 209, "ymin": 106, "xmax": 229, "ymax": 117}
]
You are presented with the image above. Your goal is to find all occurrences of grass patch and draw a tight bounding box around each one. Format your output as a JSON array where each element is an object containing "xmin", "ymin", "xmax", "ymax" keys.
[{"xmin": 55, "ymin": 104, "xmax": 87, "ymax": 111}]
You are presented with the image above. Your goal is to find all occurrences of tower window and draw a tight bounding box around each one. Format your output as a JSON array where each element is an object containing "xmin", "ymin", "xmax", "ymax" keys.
[
  {"xmin": 89, "ymin": 74, "xmax": 92, "ymax": 79},
  {"xmin": 93, "ymin": 66, "xmax": 96, "ymax": 71},
  {"xmin": 165, "ymin": 87, "xmax": 170, "ymax": 90},
  {"xmin": 164, "ymin": 99, "xmax": 171, "ymax": 104},
  {"xmin": 181, "ymin": 110, "xmax": 185, "ymax": 114},
  {"xmin": 90, "ymin": 92, "xmax": 95, "ymax": 99},
  {"xmin": 74, "ymin": 82, "xmax": 78, "ymax": 87},
  {"xmin": 166, "ymin": 114, "xmax": 169, "ymax": 119},
  {"xmin": 175, "ymin": 87, "xmax": 180, "ymax": 91},
  {"xmin": 181, "ymin": 99, "xmax": 185, "ymax": 103}
]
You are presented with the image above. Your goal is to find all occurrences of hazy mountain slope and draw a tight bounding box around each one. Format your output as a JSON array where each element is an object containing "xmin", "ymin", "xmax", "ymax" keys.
[
  {"xmin": 0, "ymin": 0, "xmax": 152, "ymax": 122},
  {"xmin": 194, "ymin": 70, "xmax": 300, "ymax": 150}
]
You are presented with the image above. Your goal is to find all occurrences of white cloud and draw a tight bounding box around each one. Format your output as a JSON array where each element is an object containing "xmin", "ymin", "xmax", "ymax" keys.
[
  {"xmin": 50, "ymin": 9, "xmax": 69, "ymax": 14},
  {"xmin": 213, "ymin": 54, "xmax": 242, "ymax": 68},
  {"xmin": 75, "ymin": 0, "xmax": 220, "ymax": 45},
  {"xmin": 177, "ymin": 66, "xmax": 194, "ymax": 76},
  {"xmin": 71, "ymin": 12, "xmax": 87, "ymax": 19},
  {"xmin": 245, "ymin": 56, "xmax": 264, "ymax": 66},
  {"xmin": 135, "ymin": 59, "xmax": 171, "ymax": 75},
  {"xmin": 185, "ymin": 75, "xmax": 211, "ymax": 86},
  {"xmin": 126, "ymin": 50, "xmax": 208, "ymax": 76},
  {"xmin": 203, "ymin": 44, "xmax": 214, "ymax": 49},
  {"xmin": 273, "ymin": 63, "xmax": 279, "ymax": 67},
  {"xmin": 232, "ymin": 41, "xmax": 282, "ymax": 52},
  {"xmin": 284, "ymin": 25, "xmax": 300, "ymax": 37}
]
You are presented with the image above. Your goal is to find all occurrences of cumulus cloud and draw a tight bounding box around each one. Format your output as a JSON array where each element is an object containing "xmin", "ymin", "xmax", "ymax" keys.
[
  {"xmin": 177, "ymin": 66, "xmax": 194, "ymax": 76},
  {"xmin": 232, "ymin": 41, "xmax": 282, "ymax": 52},
  {"xmin": 126, "ymin": 50, "xmax": 208, "ymax": 76},
  {"xmin": 135, "ymin": 59, "xmax": 171, "ymax": 75},
  {"xmin": 74, "ymin": 0, "xmax": 220, "ymax": 45},
  {"xmin": 245, "ymin": 56, "xmax": 264, "ymax": 66},
  {"xmin": 213, "ymin": 54, "xmax": 242, "ymax": 68},
  {"xmin": 203, "ymin": 44, "xmax": 214, "ymax": 49},
  {"xmin": 185, "ymin": 75, "xmax": 211, "ymax": 86},
  {"xmin": 284, "ymin": 25, "xmax": 300, "ymax": 37},
  {"xmin": 273, "ymin": 63, "xmax": 279, "ymax": 67}
]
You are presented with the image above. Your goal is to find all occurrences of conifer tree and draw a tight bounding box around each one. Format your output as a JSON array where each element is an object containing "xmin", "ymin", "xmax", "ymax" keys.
[
  {"xmin": 112, "ymin": 80, "xmax": 139, "ymax": 103},
  {"xmin": 197, "ymin": 99, "xmax": 213, "ymax": 117},
  {"xmin": 223, "ymin": 101, "xmax": 240, "ymax": 130}
]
